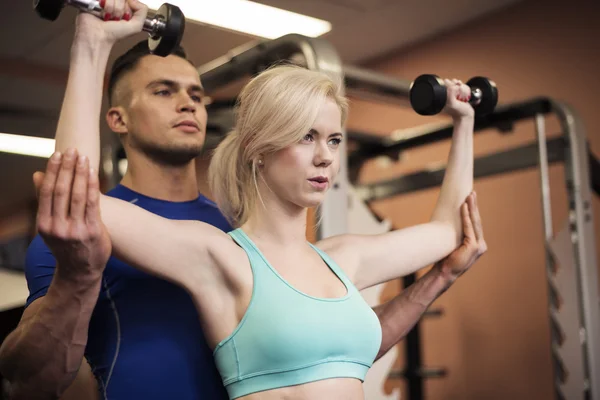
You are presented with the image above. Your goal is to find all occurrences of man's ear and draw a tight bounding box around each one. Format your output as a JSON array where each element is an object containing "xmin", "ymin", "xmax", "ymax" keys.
[{"xmin": 106, "ymin": 106, "xmax": 128, "ymax": 135}]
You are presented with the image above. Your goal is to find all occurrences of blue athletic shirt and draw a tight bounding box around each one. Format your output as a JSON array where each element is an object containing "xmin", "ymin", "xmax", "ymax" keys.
[{"xmin": 24, "ymin": 184, "xmax": 233, "ymax": 399}]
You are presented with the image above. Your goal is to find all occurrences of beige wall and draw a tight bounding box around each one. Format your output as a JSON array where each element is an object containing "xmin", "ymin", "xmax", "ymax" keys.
[{"xmin": 347, "ymin": 0, "xmax": 599, "ymax": 399}]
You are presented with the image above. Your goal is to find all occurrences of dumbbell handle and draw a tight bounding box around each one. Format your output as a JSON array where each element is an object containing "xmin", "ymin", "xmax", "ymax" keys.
[
  {"xmin": 469, "ymin": 87, "xmax": 482, "ymax": 106},
  {"xmin": 65, "ymin": 0, "xmax": 166, "ymax": 37}
]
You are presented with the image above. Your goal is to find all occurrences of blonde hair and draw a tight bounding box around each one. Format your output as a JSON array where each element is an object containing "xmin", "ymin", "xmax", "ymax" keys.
[{"xmin": 208, "ymin": 64, "xmax": 348, "ymax": 228}]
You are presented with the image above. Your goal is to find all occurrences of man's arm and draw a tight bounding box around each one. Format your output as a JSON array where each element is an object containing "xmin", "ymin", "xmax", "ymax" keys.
[
  {"xmin": 372, "ymin": 264, "xmax": 452, "ymax": 361},
  {"xmin": 0, "ymin": 271, "xmax": 102, "ymax": 399},
  {"xmin": 0, "ymin": 157, "xmax": 112, "ymax": 399},
  {"xmin": 60, "ymin": 359, "xmax": 99, "ymax": 400},
  {"xmin": 373, "ymin": 192, "xmax": 486, "ymax": 360},
  {"xmin": 0, "ymin": 3, "xmax": 143, "ymax": 397}
]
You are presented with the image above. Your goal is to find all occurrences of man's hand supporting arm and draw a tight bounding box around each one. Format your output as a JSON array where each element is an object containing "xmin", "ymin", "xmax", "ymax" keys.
[
  {"xmin": 0, "ymin": 152, "xmax": 112, "ymax": 399},
  {"xmin": 373, "ymin": 192, "xmax": 486, "ymax": 361}
]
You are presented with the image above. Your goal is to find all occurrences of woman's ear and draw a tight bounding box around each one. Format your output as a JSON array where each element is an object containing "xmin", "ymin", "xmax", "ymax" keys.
[{"xmin": 106, "ymin": 106, "xmax": 128, "ymax": 134}]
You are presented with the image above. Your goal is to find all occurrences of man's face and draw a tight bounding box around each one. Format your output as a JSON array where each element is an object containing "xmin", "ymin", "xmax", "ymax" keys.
[{"xmin": 111, "ymin": 54, "xmax": 208, "ymax": 166}]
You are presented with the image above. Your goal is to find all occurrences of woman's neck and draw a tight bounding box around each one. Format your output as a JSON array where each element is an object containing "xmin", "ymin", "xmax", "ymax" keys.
[{"xmin": 242, "ymin": 197, "xmax": 309, "ymax": 249}]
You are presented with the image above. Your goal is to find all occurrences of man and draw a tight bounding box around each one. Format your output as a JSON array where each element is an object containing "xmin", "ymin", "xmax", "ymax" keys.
[{"xmin": 0, "ymin": 5, "xmax": 487, "ymax": 400}]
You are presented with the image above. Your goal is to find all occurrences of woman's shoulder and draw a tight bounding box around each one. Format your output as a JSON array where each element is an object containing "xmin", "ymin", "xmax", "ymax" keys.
[{"xmin": 314, "ymin": 234, "xmax": 361, "ymax": 281}]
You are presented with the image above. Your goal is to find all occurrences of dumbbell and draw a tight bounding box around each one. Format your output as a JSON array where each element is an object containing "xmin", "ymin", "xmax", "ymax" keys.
[
  {"xmin": 33, "ymin": 0, "xmax": 185, "ymax": 57},
  {"xmin": 409, "ymin": 74, "xmax": 498, "ymax": 116}
]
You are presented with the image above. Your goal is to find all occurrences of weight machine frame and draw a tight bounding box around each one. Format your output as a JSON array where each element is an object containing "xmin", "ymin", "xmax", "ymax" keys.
[
  {"xmin": 191, "ymin": 34, "xmax": 599, "ymax": 400},
  {"xmin": 349, "ymin": 96, "xmax": 600, "ymax": 400}
]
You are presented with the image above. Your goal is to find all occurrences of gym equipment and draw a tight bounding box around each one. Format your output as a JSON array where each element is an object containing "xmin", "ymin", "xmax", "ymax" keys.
[
  {"xmin": 343, "ymin": 66, "xmax": 499, "ymax": 117},
  {"xmin": 350, "ymin": 97, "xmax": 600, "ymax": 400},
  {"xmin": 33, "ymin": 0, "xmax": 185, "ymax": 57},
  {"xmin": 409, "ymin": 74, "xmax": 498, "ymax": 116}
]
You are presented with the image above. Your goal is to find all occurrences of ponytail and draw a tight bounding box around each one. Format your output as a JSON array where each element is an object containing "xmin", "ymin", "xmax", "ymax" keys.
[{"xmin": 208, "ymin": 130, "xmax": 257, "ymax": 227}]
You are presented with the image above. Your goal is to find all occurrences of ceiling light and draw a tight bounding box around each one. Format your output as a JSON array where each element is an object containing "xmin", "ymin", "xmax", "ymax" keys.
[
  {"xmin": 0, "ymin": 133, "xmax": 54, "ymax": 158},
  {"xmin": 144, "ymin": 0, "xmax": 332, "ymax": 39}
]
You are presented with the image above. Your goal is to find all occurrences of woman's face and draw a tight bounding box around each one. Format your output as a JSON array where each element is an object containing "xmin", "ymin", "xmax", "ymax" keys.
[{"xmin": 259, "ymin": 98, "xmax": 343, "ymax": 209}]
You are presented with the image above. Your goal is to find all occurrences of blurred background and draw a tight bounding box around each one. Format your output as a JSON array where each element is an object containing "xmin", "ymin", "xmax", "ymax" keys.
[{"xmin": 1, "ymin": 0, "xmax": 599, "ymax": 399}]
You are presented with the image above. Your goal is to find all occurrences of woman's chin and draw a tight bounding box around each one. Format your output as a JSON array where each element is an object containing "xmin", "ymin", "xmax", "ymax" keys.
[{"xmin": 297, "ymin": 193, "xmax": 327, "ymax": 209}]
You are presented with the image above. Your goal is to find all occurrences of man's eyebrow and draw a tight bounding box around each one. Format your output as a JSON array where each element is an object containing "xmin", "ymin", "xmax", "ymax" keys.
[
  {"xmin": 189, "ymin": 84, "xmax": 204, "ymax": 94},
  {"xmin": 146, "ymin": 79, "xmax": 177, "ymax": 89},
  {"xmin": 146, "ymin": 80, "xmax": 204, "ymax": 93}
]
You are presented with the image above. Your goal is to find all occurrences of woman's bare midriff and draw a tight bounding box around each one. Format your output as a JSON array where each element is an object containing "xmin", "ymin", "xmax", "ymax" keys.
[{"xmin": 237, "ymin": 378, "xmax": 364, "ymax": 400}]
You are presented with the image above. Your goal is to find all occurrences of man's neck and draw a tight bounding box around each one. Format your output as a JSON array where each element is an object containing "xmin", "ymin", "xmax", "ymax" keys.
[{"xmin": 120, "ymin": 158, "xmax": 200, "ymax": 202}]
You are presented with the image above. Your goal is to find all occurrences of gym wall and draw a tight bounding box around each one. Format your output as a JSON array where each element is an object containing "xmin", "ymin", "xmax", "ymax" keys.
[{"xmin": 346, "ymin": 0, "xmax": 599, "ymax": 398}]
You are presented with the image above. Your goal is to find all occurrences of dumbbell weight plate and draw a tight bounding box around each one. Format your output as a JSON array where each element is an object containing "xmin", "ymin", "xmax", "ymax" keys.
[
  {"xmin": 409, "ymin": 74, "xmax": 447, "ymax": 116},
  {"xmin": 148, "ymin": 3, "xmax": 185, "ymax": 57},
  {"xmin": 33, "ymin": 0, "xmax": 64, "ymax": 21},
  {"xmin": 466, "ymin": 76, "xmax": 498, "ymax": 116}
]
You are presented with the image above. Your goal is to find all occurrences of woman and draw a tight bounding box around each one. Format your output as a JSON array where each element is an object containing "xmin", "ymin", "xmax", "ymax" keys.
[{"xmin": 40, "ymin": 1, "xmax": 475, "ymax": 399}]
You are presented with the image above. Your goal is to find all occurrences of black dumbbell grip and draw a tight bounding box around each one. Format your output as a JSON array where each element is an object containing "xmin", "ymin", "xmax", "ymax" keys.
[{"xmin": 64, "ymin": 0, "xmax": 165, "ymax": 36}]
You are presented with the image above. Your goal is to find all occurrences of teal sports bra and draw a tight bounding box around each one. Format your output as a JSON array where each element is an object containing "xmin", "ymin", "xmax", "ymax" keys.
[{"xmin": 213, "ymin": 228, "xmax": 382, "ymax": 399}]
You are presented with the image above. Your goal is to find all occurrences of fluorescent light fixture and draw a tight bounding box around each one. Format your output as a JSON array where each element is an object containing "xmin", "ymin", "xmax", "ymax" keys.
[
  {"xmin": 144, "ymin": 0, "xmax": 332, "ymax": 39},
  {"xmin": 0, "ymin": 133, "xmax": 54, "ymax": 158}
]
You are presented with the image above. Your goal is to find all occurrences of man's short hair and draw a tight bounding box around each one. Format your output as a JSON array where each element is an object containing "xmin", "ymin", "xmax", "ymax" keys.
[{"xmin": 107, "ymin": 40, "xmax": 190, "ymax": 106}]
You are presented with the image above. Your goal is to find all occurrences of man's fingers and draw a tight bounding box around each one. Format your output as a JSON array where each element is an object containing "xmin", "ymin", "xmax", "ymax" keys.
[
  {"xmin": 469, "ymin": 191, "xmax": 484, "ymax": 241},
  {"xmin": 53, "ymin": 148, "xmax": 78, "ymax": 220},
  {"xmin": 461, "ymin": 200, "xmax": 475, "ymax": 241},
  {"xmin": 85, "ymin": 167, "xmax": 102, "ymax": 227},
  {"xmin": 37, "ymin": 152, "xmax": 62, "ymax": 223},
  {"xmin": 70, "ymin": 155, "xmax": 89, "ymax": 220}
]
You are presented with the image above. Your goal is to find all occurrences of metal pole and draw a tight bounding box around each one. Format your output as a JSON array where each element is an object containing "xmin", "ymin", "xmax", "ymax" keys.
[
  {"xmin": 535, "ymin": 113, "xmax": 566, "ymax": 400},
  {"xmin": 536, "ymin": 114, "xmax": 553, "ymax": 237},
  {"xmin": 343, "ymin": 64, "xmax": 412, "ymax": 107},
  {"xmin": 553, "ymin": 101, "xmax": 600, "ymax": 400}
]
